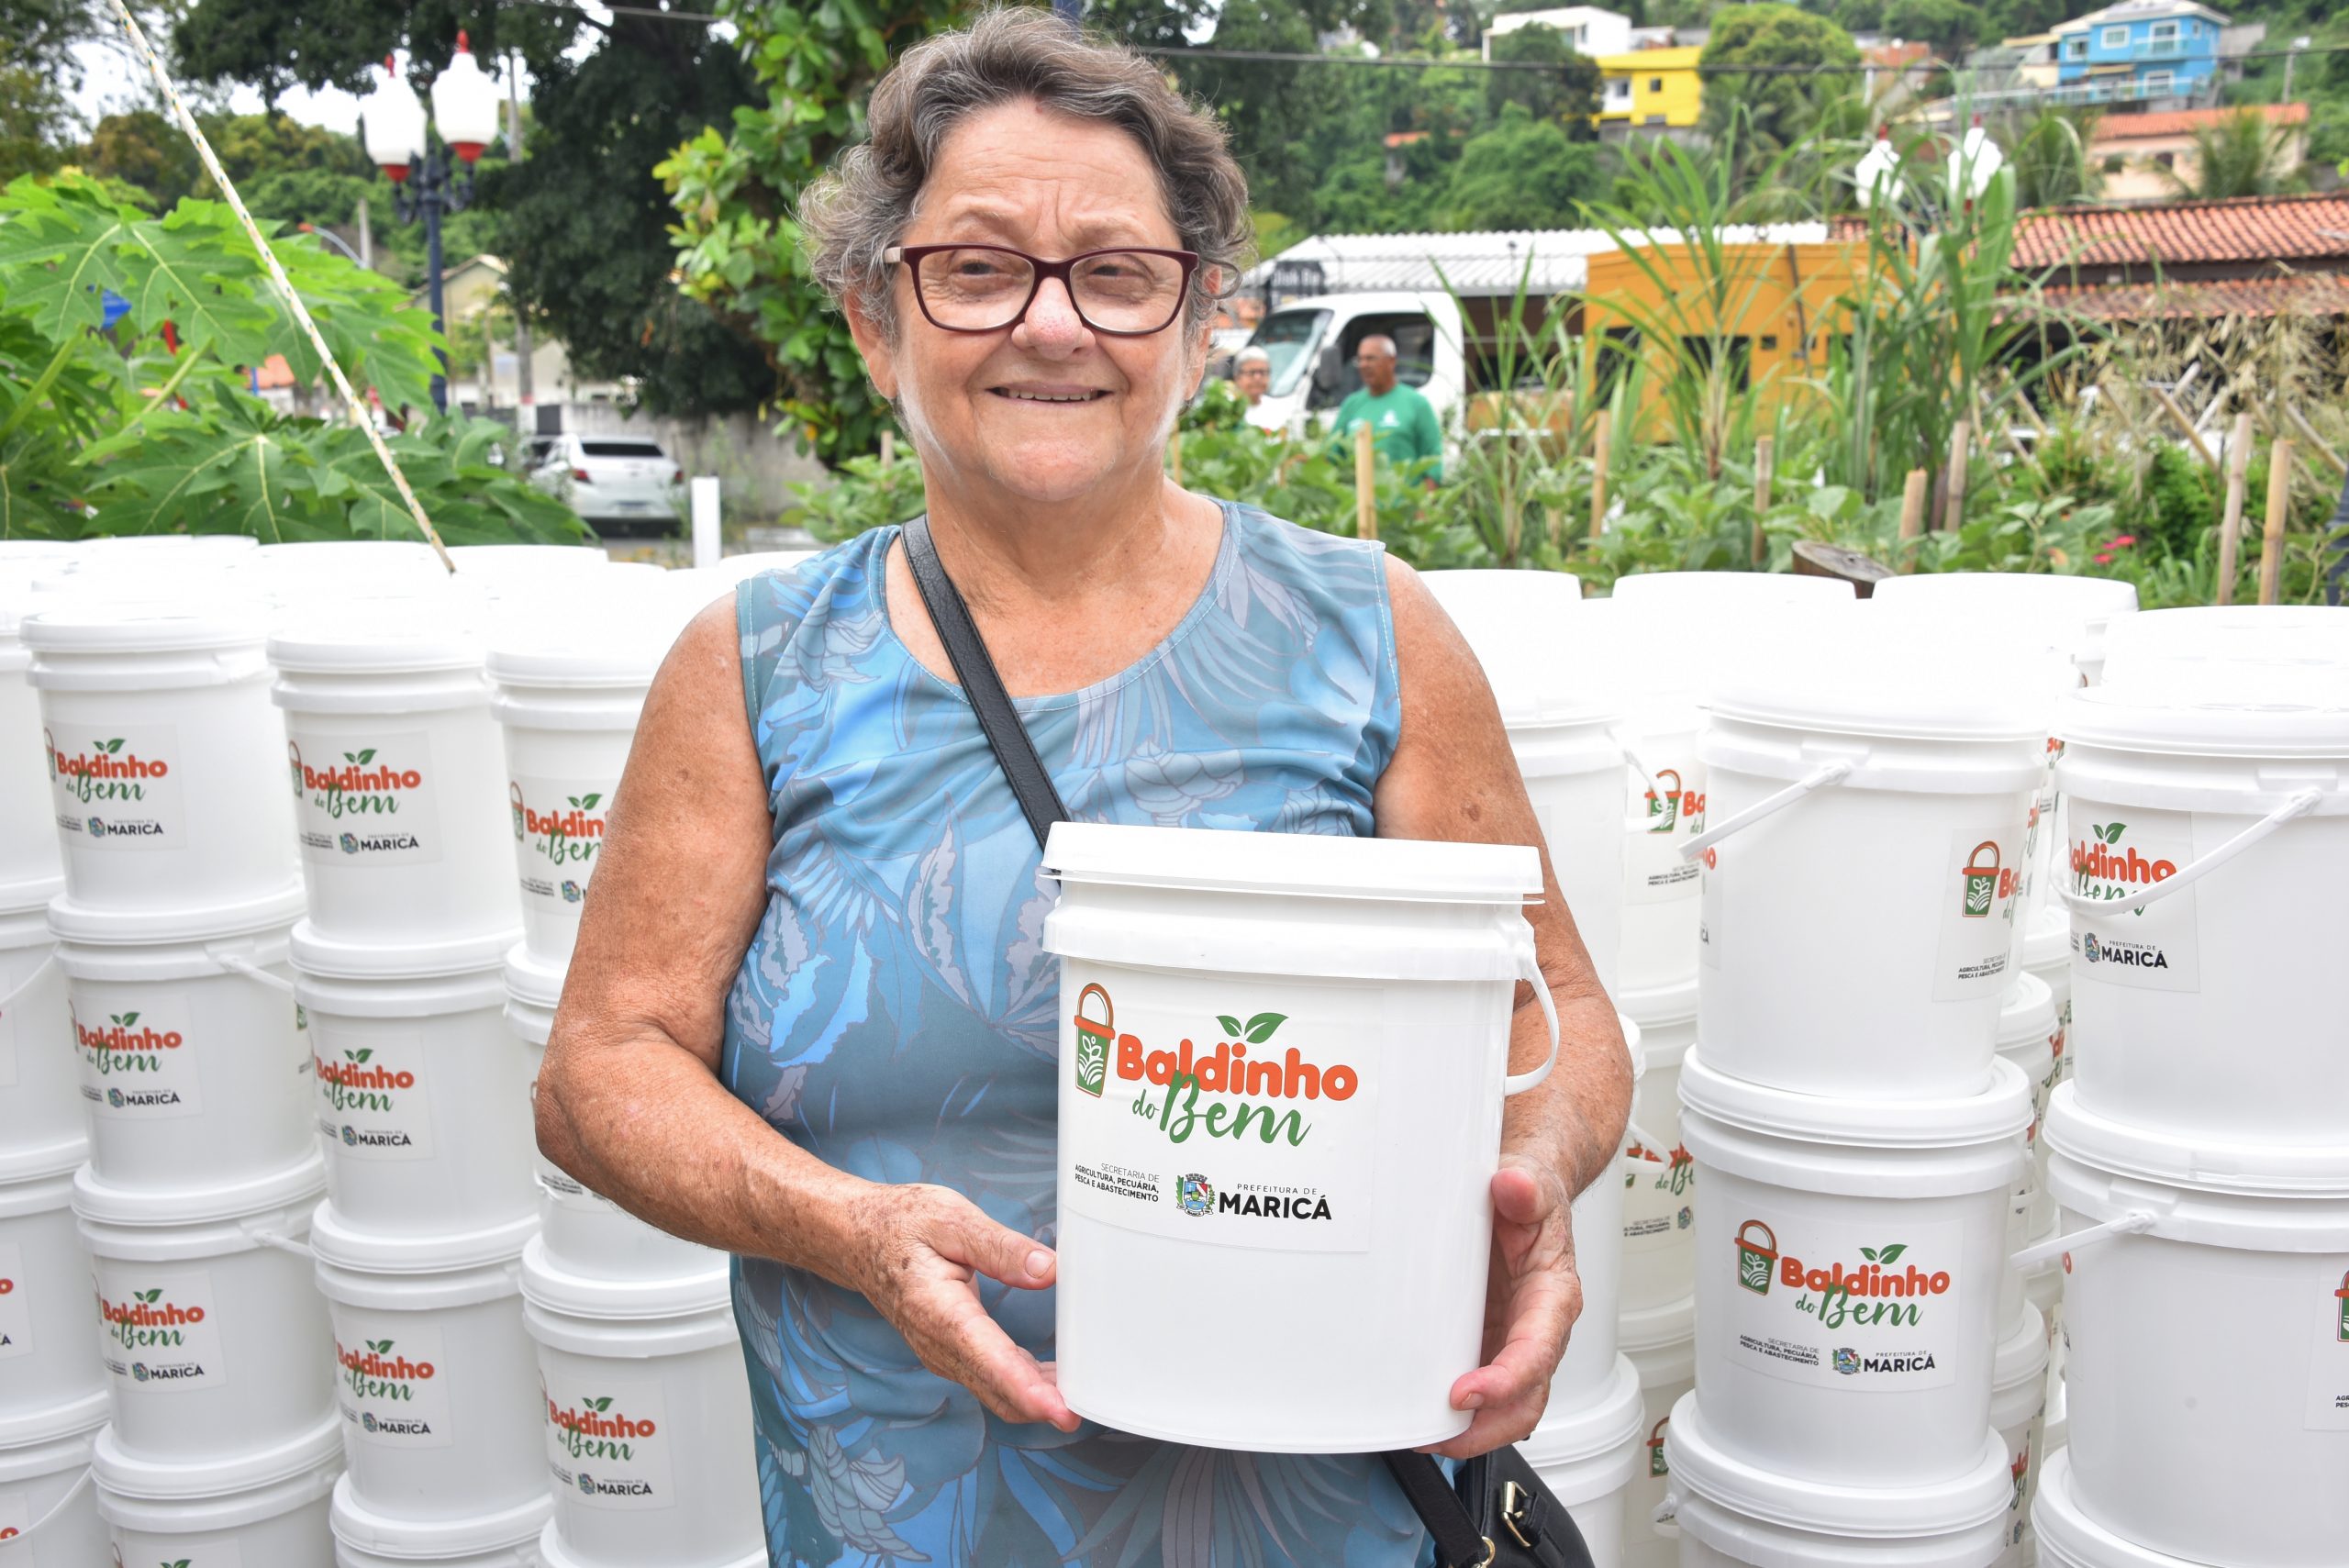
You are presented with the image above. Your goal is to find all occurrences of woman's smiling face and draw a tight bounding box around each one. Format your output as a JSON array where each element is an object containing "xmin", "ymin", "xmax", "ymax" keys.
[{"xmin": 851, "ymin": 99, "xmax": 1209, "ymax": 507}]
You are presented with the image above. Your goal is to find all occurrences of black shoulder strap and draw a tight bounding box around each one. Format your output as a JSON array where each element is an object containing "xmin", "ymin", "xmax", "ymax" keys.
[
  {"xmin": 900, "ymin": 515, "xmax": 1071, "ymax": 852},
  {"xmin": 1381, "ymin": 1453, "xmax": 1491, "ymax": 1568}
]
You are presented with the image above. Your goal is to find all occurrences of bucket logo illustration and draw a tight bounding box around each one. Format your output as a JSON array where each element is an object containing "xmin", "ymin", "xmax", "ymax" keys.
[
  {"xmin": 562, "ymin": 880, "xmax": 583, "ymax": 903},
  {"xmin": 1776, "ymin": 1240, "xmax": 1952, "ymax": 1330},
  {"xmin": 291, "ymin": 742, "xmax": 423, "ymax": 819},
  {"xmin": 46, "ymin": 730, "xmax": 168, "ymax": 804},
  {"xmin": 1960, "ymin": 840, "xmax": 2009, "ymax": 918},
  {"xmin": 510, "ymin": 781, "xmax": 527, "ymax": 839},
  {"xmin": 1109, "ymin": 1005, "xmax": 1357, "ymax": 1151},
  {"xmin": 548, "ymin": 1393, "xmax": 656, "ymax": 1463},
  {"xmin": 2070, "ymin": 821, "xmax": 2177, "ymax": 905},
  {"xmin": 72, "ymin": 1006, "xmax": 184, "ymax": 1077},
  {"xmin": 316, "ymin": 1046, "xmax": 416, "ymax": 1114},
  {"xmin": 2010, "ymin": 1449, "xmax": 2030, "ymax": 1506},
  {"xmin": 1073, "ymin": 984, "xmax": 1115, "ymax": 1098},
  {"xmin": 1646, "ymin": 1415, "xmax": 1671, "ymax": 1477},
  {"xmin": 340, "ymin": 1337, "xmax": 436, "ymax": 1403},
  {"xmin": 1176, "ymin": 1173, "xmax": 1215, "ymax": 1215},
  {"xmin": 1735, "ymin": 1219, "xmax": 1778, "ymax": 1295},
  {"xmin": 1645, "ymin": 769, "xmax": 1685, "ymax": 834},
  {"xmin": 97, "ymin": 1286, "xmax": 204, "ymax": 1360},
  {"xmin": 513, "ymin": 784, "xmax": 607, "ymax": 869}
]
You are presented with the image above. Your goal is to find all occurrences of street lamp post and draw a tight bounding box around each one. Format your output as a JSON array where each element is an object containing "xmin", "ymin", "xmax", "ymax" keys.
[{"xmin": 360, "ymin": 35, "xmax": 502, "ymax": 414}]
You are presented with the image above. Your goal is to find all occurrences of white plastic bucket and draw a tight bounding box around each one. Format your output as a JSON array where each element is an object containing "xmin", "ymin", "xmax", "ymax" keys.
[
  {"xmin": 1609, "ymin": 573, "xmax": 1856, "ymax": 613},
  {"xmin": 1992, "ymin": 974, "xmax": 2057, "ymax": 1337},
  {"xmin": 2098, "ymin": 605, "xmax": 2349, "ymax": 691},
  {"xmin": 0, "ymin": 575, "xmax": 64, "ymax": 898},
  {"xmin": 24, "ymin": 605, "xmax": 300, "ymax": 917},
  {"xmin": 1522, "ymin": 1354, "xmax": 1643, "ymax": 1565},
  {"xmin": 50, "ymin": 889, "xmax": 310, "ymax": 1191},
  {"xmin": 1679, "ymin": 1048, "xmax": 2030, "ymax": 1489},
  {"xmin": 521, "ymin": 1240, "xmax": 760, "ymax": 1568},
  {"xmin": 270, "ymin": 617, "xmax": 521, "ymax": 947},
  {"xmin": 293, "ymin": 925, "xmax": 534, "ymax": 1242},
  {"xmin": 711, "ymin": 550, "xmax": 817, "ymax": 585},
  {"xmin": 1988, "ymin": 1302, "xmax": 2049, "ymax": 1568},
  {"xmin": 0, "ymin": 901, "xmax": 78, "ymax": 1174},
  {"xmin": 72, "ymin": 1155, "xmax": 333, "ymax": 1466},
  {"xmin": 2054, "ymin": 682, "xmax": 2349, "ymax": 1150},
  {"xmin": 486, "ymin": 619, "xmax": 671, "ymax": 968},
  {"xmin": 506, "ymin": 945, "xmax": 723, "ymax": 1283},
  {"xmin": 1620, "ymin": 980, "xmax": 1695, "ymax": 1318},
  {"xmin": 1694, "ymin": 621, "xmax": 2043, "ymax": 1098},
  {"xmin": 2031, "ymin": 1448, "xmax": 2203, "ymax": 1568},
  {"xmin": 2040, "ymin": 1086, "xmax": 2349, "ymax": 1567},
  {"xmin": 330, "ymin": 1471, "xmax": 551, "ymax": 1568},
  {"xmin": 446, "ymin": 545, "xmax": 609, "ymax": 578},
  {"xmin": 1559, "ymin": 1063, "xmax": 1630, "ymax": 1407},
  {"xmin": 1661, "ymin": 1390, "xmax": 2011, "ymax": 1568},
  {"xmin": 0, "ymin": 1407, "xmax": 106, "ymax": 1564},
  {"xmin": 0, "ymin": 1160, "xmax": 106, "ymax": 1434},
  {"xmin": 1041, "ymin": 823, "xmax": 1567, "ymax": 1451},
  {"xmin": 310, "ymin": 1204, "xmax": 544, "ymax": 1528},
  {"xmin": 1618, "ymin": 1296, "xmax": 1691, "ymax": 1568},
  {"xmin": 1870, "ymin": 572, "xmax": 2137, "ymax": 681},
  {"xmin": 94, "ymin": 1412, "xmax": 340, "ymax": 1567}
]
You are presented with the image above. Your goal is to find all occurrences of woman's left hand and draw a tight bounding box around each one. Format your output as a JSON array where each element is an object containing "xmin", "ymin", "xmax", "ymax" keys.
[{"xmin": 1425, "ymin": 1150, "xmax": 1583, "ymax": 1459}]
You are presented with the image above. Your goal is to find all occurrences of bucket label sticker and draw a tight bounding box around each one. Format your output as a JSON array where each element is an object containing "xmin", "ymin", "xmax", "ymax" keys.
[
  {"xmin": 510, "ymin": 773, "xmax": 614, "ymax": 919},
  {"xmin": 1721, "ymin": 1210, "xmax": 1964, "ymax": 1392},
  {"xmin": 43, "ymin": 721, "xmax": 184, "ymax": 851},
  {"xmin": 315, "ymin": 1029, "xmax": 434, "ymax": 1161},
  {"xmin": 0, "ymin": 1241, "xmax": 29, "ymax": 1360},
  {"xmin": 2067, "ymin": 805, "xmax": 2199, "ymax": 994},
  {"xmin": 94, "ymin": 1262, "xmax": 226, "ymax": 1393},
  {"xmin": 2305, "ymin": 1266, "xmax": 2349, "ymax": 1430},
  {"xmin": 337, "ymin": 1320, "xmax": 454, "ymax": 1449},
  {"xmin": 543, "ymin": 1375, "xmax": 674, "ymax": 1510},
  {"xmin": 1625, "ymin": 761, "xmax": 1707, "ymax": 906},
  {"xmin": 286, "ymin": 729, "xmax": 444, "ymax": 865},
  {"xmin": 1621, "ymin": 1139, "xmax": 1695, "ymax": 1253},
  {"xmin": 1060, "ymin": 970, "xmax": 1379, "ymax": 1253},
  {"xmin": 71, "ymin": 993, "xmax": 203, "ymax": 1119},
  {"xmin": 1932, "ymin": 823, "xmax": 2025, "ymax": 1001}
]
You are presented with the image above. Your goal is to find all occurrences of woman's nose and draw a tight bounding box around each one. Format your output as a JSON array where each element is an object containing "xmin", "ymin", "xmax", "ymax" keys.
[{"xmin": 1012, "ymin": 277, "xmax": 1089, "ymax": 356}]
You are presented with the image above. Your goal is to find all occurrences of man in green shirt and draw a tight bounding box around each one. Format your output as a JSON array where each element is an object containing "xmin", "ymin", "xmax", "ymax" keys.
[{"xmin": 1330, "ymin": 334, "xmax": 1444, "ymax": 482}]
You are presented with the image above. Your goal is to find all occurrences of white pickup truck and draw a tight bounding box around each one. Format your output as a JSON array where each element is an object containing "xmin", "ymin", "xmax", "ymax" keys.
[{"xmin": 1241, "ymin": 290, "xmax": 1468, "ymax": 439}]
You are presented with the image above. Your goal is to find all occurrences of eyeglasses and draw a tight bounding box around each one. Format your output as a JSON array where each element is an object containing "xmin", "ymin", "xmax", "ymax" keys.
[{"xmin": 885, "ymin": 243, "xmax": 1201, "ymax": 337}]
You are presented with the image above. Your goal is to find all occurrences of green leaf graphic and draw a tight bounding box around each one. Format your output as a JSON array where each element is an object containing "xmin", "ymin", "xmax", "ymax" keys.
[
  {"xmin": 587, "ymin": 1396, "xmax": 613, "ymax": 1412},
  {"xmin": 1860, "ymin": 1247, "xmax": 1878, "ymax": 1262},
  {"xmin": 100, "ymin": 738, "xmax": 124, "ymax": 753},
  {"xmin": 136, "ymin": 1288, "xmax": 161, "ymax": 1303},
  {"xmin": 357, "ymin": 748, "xmax": 377, "ymax": 764},
  {"xmin": 1244, "ymin": 1012, "xmax": 1288, "ymax": 1044},
  {"xmin": 2101, "ymin": 823, "xmax": 2126, "ymax": 844},
  {"xmin": 1216, "ymin": 1015, "xmax": 1243, "ymax": 1040},
  {"xmin": 347, "ymin": 1048, "xmax": 373, "ymax": 1063},
  {"xmin": 1876, "ymin": 1243, "xmax": 1907, "ymax": 1265},
  {"xmin": 369, "ymin": 1340, "xmax": 393, "ymax": 1353},
  {"xmin": 581, "ymin": 793, "xmax": 601, "ymax": 808}
]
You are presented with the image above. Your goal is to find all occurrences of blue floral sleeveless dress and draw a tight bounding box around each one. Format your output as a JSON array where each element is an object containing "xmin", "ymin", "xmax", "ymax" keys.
[{"xmin": 721, "ymin": 503, "xmax": 1431, "ymax": 1567}]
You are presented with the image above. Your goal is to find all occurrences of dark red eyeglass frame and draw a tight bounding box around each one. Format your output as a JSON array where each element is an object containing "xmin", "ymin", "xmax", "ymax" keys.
[{"xmin": 884, "ymin": 243, "xmax": 1203, "ymax": 337}]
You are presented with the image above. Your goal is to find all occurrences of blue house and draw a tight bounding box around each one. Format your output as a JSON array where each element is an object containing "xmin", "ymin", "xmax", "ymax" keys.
[{"xmin": 2051, "ymin": 0, "xmax": 2227, "ymax": 107}]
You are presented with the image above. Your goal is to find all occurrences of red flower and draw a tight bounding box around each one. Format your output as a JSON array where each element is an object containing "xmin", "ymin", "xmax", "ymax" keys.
[
  {"xmin": 2094, "ymin": 552, "xmax": 2114, "ymax": 565},
  {"xmin": 2110, "ymin": 534, "xmax": 2136, "ymax": 548}
]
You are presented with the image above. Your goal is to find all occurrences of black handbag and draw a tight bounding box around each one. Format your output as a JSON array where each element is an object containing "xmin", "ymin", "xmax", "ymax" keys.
[{"xmin": 898, "ymin": 514, "xmax": 1597, "ymax": 1568}]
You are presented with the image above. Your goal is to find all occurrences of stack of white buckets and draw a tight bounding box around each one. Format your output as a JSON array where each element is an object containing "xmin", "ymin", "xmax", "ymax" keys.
[
  {"xmin": 2026, "ymin": 606, "xmax": 2349, "ymax": 1568},
  {"xmin": 0, "ymin": 539, "xmax": 797, "ymax": 1567}
]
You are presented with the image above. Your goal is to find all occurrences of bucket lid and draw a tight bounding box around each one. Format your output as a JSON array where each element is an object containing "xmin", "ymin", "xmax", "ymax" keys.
[
  {"xmin": 1871, "ymin": 573, "xmax": 2137, "ymax": 662},
  {"xmin": 0, "ymin": 874, "xmax": 63, "ymax": 918},
  {"xmin": 1702, "ymin": 612, "xmax": 2050, "ymax": 742},
  {"xmin": 1610, "ymin": 572, "xmax": 1855, "ymax": 612},
  {"xmin": 1995, "ymin": 972, "xmax": 2055, "ymax": 1053},
  {"xmin": 1992, "ymin": 1300, "xmax": 2049, "ymax": 1396},
  {"xmin": 268, "ymin": 606, "xmax": 485, "ymax": 674},
  {"xmin": 504, "ymin": 940, "xmax": 566, "ymax": 1009},
  {"xmin": 1042, "ymin": 822, "xmax": 1542, "ymax": 905},
  {"xmin": 2032, "ymin": 1450, "xmax": 2209, "ymax": 1568},
  {"xmin": 2021, "ymin": 906, "xmax": 2069, "ymax": 973},
  {"xmin": 1680, "ymin": 1048, "xmax": 2032, "ymax": 1149},
  {"xmin": 308, "ymin": 1196, "xmax": 537, "ymax": 1275},
  {"xmin": 2100, "ymin": 605, "xmax": 2349, "ymax": 677},
  {"xmin": 520, "ymin": 1232, "xmax": 730, "ymax": 1321},
  {"xmin": 22, "ymin": 597, "xmax": 266, "ymax": 654},
  {"xmin": 1519, "ymin": 1352, "xmax": 1643, "ymax": 1473},
  {"xmin": 1619, "ymin": 973, "xmax": 1697, "ymax": 1029},
  {"xmin": 1618, "ymin": 1292, "xmax": 1694, "ymax": 1359},
  {"xmin": 0, "ymin": 1133, "xmax": 85, "ymax": 1188},
  {"xmin": 2042, "ymin": 1082, "xmax": 2349, "ymax": 1197},
  {"xmin": 1664, "ymin": 1392, "xmax": 2010, "ymax": 1537},
  {"xmin": 2058, "ymin": 680, "xmax": 2349, "ymax": 759},
  {"xmin": 93, "ymin": 1408, "xmax": 340, "ymax": 1500},
  {"xmin": 1418, "ymin": 571, "xmax": 1615, "ymax": 727},
  {"xmin": 73, "ymin": 1147, "xmax": 325, "ymax": 1228},
  {"xmin": 0, "ymin": 1388, "xmax": 109, "ymax": 1451},
  {"xmin": 47, "ymin": 882, "xmax": 306, "ymax": 946},
  {"xmin": 290, "ymin": 918, "xmax": 518, "ymax": 980},
  {"xmin": 330, "ymin": 1472, "xmax": 551, "ymax": 1561}
]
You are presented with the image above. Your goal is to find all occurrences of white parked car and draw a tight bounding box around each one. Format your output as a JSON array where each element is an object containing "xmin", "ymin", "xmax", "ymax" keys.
[{"xmin": 529, "ymin": 434, "xmax": 685, "ymax": 536}]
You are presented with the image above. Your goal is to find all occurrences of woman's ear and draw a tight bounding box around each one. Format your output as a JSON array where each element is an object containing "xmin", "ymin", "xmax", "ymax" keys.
[{"xmin": 844, "ymin": 292, "xmax": 900, "ymax": 402}]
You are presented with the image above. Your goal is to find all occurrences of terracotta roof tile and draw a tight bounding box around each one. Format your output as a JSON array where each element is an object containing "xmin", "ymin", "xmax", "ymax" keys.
[
  {"xmin": 2089, "ymin": 103, "xmax": 2310, "ymax": 142},
  {"xmin": 2012, "ymin": 193, "xmax": 2349, "ymax": 270},
  {"xmin": 2040, "ymin": 273, "xmax": 2349, "ymax": 320}
]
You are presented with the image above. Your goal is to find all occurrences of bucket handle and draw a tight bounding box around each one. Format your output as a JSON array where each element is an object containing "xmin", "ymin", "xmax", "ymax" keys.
[
  {"xmin": 0, "ymin": 949, "xmax": 58, "ymax": 1008},
  {"xmin": 240, "ymin": 1224, "xmax": 315, "ymax": 1259},
  {"xmin": 1620, "ymin": 1119, "xmax": 1673, "ymax": 1165},
  {"xmin": 7, "ymin": 1462, "xmax": 93, "ymax": 1543},
  {"xmin": 1678, "ymin": 760, "xmax": 1854, "ymax": 862},
  {"xmin": 1505, "ymin": 943, "xmax": 1560, "ymax": 1097},
  {"xmin": 206, "ymin": 946, "xmax": 296, "ymax": 995},
  {"xmin": 2057, "ymin": 788, "xmax": 2322, "ymax": 917},
  {"xmin": 2009, "ymin": 1208, "xmax": 2159, "ymax": 1275},
  {"xmin": 1649, "ymin": 1494, "xmax": 1680, "ymax": 1539},
  {"xmin": 1614, "ymin": 732, "xmax": 1664, "ymax": 823}
]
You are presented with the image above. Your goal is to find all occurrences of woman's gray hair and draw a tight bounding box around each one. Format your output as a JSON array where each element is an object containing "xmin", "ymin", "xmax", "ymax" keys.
[{"xmin": 799, "ymin": 7, "xmax": 1253, "ymax": 338}]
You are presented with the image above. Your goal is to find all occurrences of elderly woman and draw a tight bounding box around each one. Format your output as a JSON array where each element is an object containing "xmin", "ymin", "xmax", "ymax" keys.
[
  {"xmin": 536, "ymin": 11, "xmax": 1629, "ymax": 1565},
  {"xmin": 1231, "ymin": 343, "xmax": 1271, "ymax": 406}
]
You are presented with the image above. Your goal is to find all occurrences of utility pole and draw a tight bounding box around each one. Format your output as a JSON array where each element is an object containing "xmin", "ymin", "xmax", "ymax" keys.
[
  {"xmin": 2284, "ymin": 37, "xmax": 2310, "ymax": 106},
  {"xmin": 507, "ymin": 50, "xmax": 535, "ymax": 415}
]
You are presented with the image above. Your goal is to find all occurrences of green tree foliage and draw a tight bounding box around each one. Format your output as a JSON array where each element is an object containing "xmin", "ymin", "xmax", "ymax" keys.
[
  {"xmin": 1484, "ymin": 24, "xmax": 1603, "ymax": 132},
  {"xmin": 0, "ymin": 173, "xmax": 577, "ymax": 542},
  {"xmin": 1882, "ymin": 0, "xmax": 1984, "ymax": 57},
  {"xmin": 1438, "ymin": 103, "xmax": 1603, "ymax": 228},
  {"xmin": 2006, "ymin": 107, "xmax": 2099, "ymax": 208},
  {"xmin": 1698, "ymin": 5, "xmax": 1860, "ymax": 154},
  {"xmin": 2170, "ymin": 106, "xmax": 2303, "ymax": 199}
]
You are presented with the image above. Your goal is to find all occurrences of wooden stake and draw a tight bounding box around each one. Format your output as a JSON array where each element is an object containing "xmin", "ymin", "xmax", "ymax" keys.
[
  {"xmin": 2283, "ymin": 403, "xmax": 2347, "ymax": 480},
  {"xmin": 1943, "ymin": 419, "xmax": 1972, "ymax": 533},
  {"xmin": 1588, "ymin": 410, "xmax": 1613, "ymax": 542},
  {"xmin": 1353, "ymin": 423, "xmax": 1377, "ymax": 542},
  {"xmin": 2215, "ymin": 411, "xmax": 2254, "ymax": 606},
  {"xmin": 1752, "ymin": 434, "xmax": 1775, "ymax": 568},
  {"xmin": 1898, "ymin": 468, "xmax": 1930, "ymax": 570},
  {"xmin": 2259, "ymin": 438, "xmax": 2293, "ymax": 606},
  {"xmin": 2150, "ymin": 384, "xmax": 2220, "ymax": 470},
  {"xmin": 879, "ymin": 429, "xmax": 895, "ymax": 466}
]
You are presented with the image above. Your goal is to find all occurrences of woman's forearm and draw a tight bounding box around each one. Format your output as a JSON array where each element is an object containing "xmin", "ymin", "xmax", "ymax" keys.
[{"xmin": 1504, "ymin": 972, "xmax": 1632, "ymax": 1203}]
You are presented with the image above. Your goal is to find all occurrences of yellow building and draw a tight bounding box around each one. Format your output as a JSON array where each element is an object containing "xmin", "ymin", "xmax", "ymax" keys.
[{"xmin": 1595, "ymin": 47, "xmax": 1703, "ymax": 131}]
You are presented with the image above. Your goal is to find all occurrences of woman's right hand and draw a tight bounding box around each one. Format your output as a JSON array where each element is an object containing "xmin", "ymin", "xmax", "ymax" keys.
[{"xmin": 837, "ymin": 1182, "xmax": 1078, "ymax": 1432}]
